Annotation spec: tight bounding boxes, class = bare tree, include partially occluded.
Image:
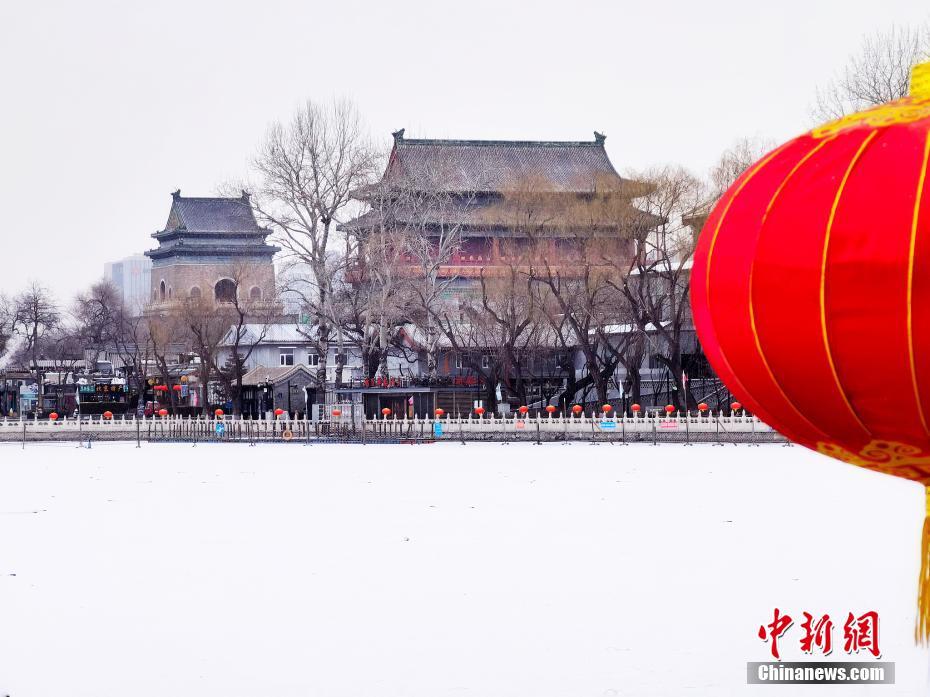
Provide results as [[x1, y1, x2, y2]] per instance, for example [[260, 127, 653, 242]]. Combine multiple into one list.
[[708, 136, 775, 198], [180, 296, 236, 416], [250, 99, 380, 399], [812, 23, 930, 121], [0, 294, 12, 361], [215, 263, 282, 415], [612, 165, 707, 410], [73, 280, 122, 368], [146, 313, 182, 411], [10, 283, 60, 394]]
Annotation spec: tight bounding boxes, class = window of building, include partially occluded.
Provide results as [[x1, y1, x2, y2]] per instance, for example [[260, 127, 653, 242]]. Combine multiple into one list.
[[190, 286, 202, 300], [481, 354, 490, 369], [308, 353, 320, 367], [159, 280, 166, 301], [280, 348, 295, 366], [250, 286, 262, 301], [168, 287, 173, 299], [455, 353, 465, 369], [215, 278, 237, 303]]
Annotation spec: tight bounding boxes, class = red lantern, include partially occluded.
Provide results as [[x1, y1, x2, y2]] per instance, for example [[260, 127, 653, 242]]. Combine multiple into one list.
[[275, 408, 285, 417], [601, 404, 612, 413], [381, 407, 391, 416], [691, 60, 930, 639], [332, 409, 342, 417], [664, 405, 676, 414], [474, 406, 485, 416], [698, 402, 709, 412], [158, 409, 168, 417], [545, 405, 557, 414], [173, 384, 182, 392], [103, 411, 113, 420], [48, 412, 58, 421], [518, 406, 529, 414], [630, 403, 641, 413], [434, 408, 445, 417], [571, 404, 583, 414], [730, 402, 743, 413], [214, 409, 224, 417]]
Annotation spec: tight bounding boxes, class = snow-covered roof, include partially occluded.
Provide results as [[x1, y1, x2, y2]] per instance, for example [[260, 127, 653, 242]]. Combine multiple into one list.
[[241, 364, 316, 386], [596, 322, 670, 335], [220, 323, 316, 346]]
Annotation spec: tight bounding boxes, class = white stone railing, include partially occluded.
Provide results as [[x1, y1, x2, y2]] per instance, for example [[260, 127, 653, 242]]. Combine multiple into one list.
[[0, 411, 782, 443]]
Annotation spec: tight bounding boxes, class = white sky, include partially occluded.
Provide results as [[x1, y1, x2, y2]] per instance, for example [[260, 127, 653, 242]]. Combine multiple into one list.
[[1, 0, 927, 302]]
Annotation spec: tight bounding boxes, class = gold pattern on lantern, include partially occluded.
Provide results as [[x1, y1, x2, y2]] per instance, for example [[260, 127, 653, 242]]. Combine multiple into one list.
[[811, 97, 930, 139], [817, 439, 930, 484]]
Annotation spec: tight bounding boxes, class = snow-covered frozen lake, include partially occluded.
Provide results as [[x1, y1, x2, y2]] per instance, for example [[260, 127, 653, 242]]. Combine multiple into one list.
[[0, 440, 927, 696]]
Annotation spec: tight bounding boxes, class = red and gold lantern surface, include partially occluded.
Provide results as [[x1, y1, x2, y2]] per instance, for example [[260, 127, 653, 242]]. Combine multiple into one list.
[[692, 62, 930, 641], [693, 62, 930, 484]]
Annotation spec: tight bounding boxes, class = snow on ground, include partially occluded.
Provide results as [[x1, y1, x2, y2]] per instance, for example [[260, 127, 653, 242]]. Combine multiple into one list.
[[0, 440, 927, 696]]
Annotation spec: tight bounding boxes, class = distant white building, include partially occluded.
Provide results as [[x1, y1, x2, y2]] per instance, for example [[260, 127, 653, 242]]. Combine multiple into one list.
[[104, 254, 152, 314]]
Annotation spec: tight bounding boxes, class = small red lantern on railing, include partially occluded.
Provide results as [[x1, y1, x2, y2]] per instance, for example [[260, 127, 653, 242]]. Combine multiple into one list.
[[731, 401, 743, 412], [103, 411, 113, 420], [631, 403, 642, 413], [474, 406, 485, 416], [158, 409, 168, 417], [518, 406, 529, 415], [331, 408, 342, 417], [155, 384, 168, 392], [545, 405, 557, 415], [698, 402, 709, 412], [664, 404, 676, 414], [49, 412, 58, 421], [275, 408, 285, 418], [381, 407, 391, 417], [601, 404, 613, 413], [173, 384, 182, 392], [571, 404, 583, 415], [214, 409, 224, 418], [434, 408, 445, 417]]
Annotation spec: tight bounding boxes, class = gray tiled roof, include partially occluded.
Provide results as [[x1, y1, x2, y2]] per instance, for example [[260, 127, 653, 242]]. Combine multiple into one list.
[[163, 191, 263, 233], [377, 131, 631, 194]]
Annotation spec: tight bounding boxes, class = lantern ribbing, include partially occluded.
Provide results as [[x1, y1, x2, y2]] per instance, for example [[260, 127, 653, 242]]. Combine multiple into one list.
[[912, 61, 930, 100]]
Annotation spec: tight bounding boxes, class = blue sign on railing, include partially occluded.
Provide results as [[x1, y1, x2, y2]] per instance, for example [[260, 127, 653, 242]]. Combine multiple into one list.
[[433, 421, 443, 437]]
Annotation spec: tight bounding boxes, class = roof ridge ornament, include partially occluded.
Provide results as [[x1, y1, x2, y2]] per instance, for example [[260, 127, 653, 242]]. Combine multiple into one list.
[[172, 189, 181, 200], [593, 131, 606, 145], [392, 128, 405, 144]]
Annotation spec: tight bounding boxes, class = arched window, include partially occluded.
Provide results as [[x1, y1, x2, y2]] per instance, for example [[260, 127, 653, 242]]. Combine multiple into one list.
[[168, 287, 173, 299], [159, 280, 166, 301], [190, 286, 202, 300], [249, 286, 262, 301], [214, 278, 237, 303]]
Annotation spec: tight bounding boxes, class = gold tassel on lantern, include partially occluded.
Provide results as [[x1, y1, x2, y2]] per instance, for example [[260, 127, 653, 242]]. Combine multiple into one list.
[[917, 486, 930, 643]]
